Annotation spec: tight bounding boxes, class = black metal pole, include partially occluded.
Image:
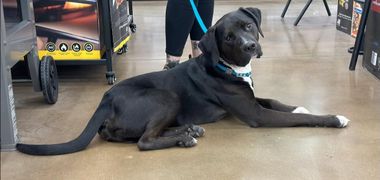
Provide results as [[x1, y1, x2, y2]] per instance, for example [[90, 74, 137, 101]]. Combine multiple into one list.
[[322, 0, 331, 16], [129, 0, 133, 19], [98, 0, 115, 84], [349, 0, 372, 70], [294, 0, 313, 26], [281, 0, 292, 18]]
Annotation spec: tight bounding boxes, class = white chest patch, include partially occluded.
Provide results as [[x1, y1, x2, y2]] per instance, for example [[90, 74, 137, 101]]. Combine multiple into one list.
[[220, 59, 254, 91]]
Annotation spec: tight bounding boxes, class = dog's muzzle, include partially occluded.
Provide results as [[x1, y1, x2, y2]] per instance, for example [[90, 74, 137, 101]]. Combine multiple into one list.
[[243, 41, 257, 53], [241, 38, 262, 58]]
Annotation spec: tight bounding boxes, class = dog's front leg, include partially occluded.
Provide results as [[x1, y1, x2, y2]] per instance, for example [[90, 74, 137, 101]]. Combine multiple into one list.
[[220, 96, 349, 128], [256, 98, 297, 112], [251, 106, 349, 128]]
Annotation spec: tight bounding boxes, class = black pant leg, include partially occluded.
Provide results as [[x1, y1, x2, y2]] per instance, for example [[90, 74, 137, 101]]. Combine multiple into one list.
[[165, 0, 197, 56], [190, 0, 214, 40]]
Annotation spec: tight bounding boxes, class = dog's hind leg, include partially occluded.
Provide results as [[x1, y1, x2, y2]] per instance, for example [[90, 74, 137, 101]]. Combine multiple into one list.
[[98, 121, 137, 142], [136, 90, 198, 150], [161, 124, 205, 138], [138, 131, 198, 150]]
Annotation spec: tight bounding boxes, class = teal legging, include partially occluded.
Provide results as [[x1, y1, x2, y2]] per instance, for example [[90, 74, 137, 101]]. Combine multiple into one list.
[[165, 0, 214, 57]]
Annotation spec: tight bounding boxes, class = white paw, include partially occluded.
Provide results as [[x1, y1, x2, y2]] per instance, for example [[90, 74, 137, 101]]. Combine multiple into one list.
[[292, 107, 311, 114], [336, 115, 350, 128], [178, 136, 198, 147], [186, 137, 198, 147]]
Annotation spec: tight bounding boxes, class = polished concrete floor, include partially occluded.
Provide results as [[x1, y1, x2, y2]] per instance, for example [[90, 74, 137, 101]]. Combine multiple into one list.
[[2, 1, 380, 180]]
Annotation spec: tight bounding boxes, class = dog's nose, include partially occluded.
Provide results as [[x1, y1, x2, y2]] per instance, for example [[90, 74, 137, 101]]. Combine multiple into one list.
[[243, 42, 256, 52]]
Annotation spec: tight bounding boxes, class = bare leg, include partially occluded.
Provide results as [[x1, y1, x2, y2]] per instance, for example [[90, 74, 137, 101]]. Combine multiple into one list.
[[166, 54, 181, 62], [164, 54, 180, 70], [191, 40, 202, 58]]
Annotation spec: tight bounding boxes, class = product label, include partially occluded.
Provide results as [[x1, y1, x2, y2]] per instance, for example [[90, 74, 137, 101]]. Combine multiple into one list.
[[336, 0, 353, 35], [351, 1, 363, 37], [33, 1, 102, 60]]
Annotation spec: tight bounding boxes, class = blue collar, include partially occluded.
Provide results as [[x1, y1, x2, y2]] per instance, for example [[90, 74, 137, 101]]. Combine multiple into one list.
[[215, 62, 252, 78]]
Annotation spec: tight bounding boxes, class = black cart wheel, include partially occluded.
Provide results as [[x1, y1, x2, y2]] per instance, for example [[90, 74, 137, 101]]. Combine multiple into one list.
[[106, 72, 116, 85], [107, 76, 116, 85], [117, 44, 128, 55], [40, 56, 59, 104], [130, 23, 137, 33]]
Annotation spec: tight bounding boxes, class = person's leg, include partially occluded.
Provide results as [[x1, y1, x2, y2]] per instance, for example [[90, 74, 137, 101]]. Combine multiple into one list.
[[165, 0, 197, 69], [189, 0, 214, 58]]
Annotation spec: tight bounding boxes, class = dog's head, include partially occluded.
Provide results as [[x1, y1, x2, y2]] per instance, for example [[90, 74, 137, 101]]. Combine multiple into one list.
[[199, 7, 264, 67]]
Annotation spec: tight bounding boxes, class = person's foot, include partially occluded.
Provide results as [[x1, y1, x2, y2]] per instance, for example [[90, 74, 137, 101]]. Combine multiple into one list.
[[163, 61, 180, 70], [191, 40, 202, 58]]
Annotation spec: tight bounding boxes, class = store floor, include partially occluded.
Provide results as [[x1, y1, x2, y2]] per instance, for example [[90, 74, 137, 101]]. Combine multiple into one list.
[[2, 1, 380, 180]]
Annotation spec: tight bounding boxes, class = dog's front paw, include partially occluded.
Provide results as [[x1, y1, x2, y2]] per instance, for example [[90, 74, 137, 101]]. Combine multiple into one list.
[[336, 115, 350, 128], [178, 135, 198, 147], [292, 107, 311, 114], [188, 125, 205, 138]]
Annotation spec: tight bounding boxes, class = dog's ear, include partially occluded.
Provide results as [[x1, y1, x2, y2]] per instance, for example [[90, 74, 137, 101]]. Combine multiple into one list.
[[239, 7, 264, 38], [198, 26, 220, 66]]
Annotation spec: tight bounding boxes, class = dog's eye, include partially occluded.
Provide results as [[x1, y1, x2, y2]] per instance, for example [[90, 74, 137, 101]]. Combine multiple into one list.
[[246, 23, 253, 30], [225, 34, 233, 41]]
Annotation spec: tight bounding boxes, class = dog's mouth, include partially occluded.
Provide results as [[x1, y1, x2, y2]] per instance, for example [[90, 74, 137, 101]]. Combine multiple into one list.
[[252, 45, 263, 58], [220, 50, 256, 67], [245, 48, 261, 59], [237, 49, 262, 66]]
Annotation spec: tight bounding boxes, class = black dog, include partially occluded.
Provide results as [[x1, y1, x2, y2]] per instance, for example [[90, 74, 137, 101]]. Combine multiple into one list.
[[17, 7, 349, 155]]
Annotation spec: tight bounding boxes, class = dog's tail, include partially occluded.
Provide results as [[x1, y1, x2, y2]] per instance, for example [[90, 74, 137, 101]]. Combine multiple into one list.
[[16, 95, 112, 156]]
